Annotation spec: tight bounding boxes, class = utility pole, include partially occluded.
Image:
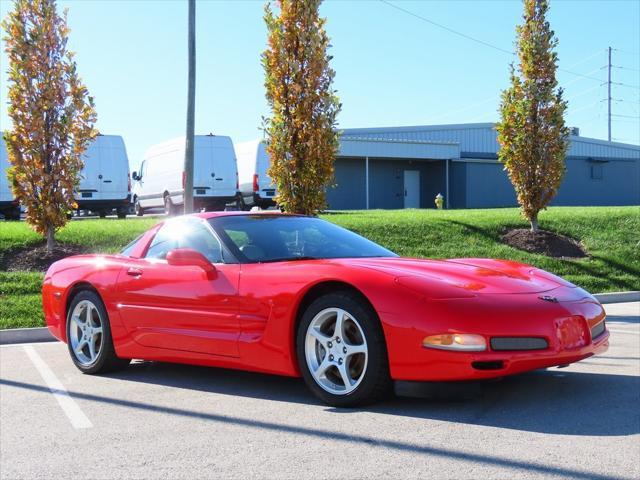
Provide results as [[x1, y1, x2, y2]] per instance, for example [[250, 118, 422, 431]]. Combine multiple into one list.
[[183, 0, 196, 214], [607, 46, 612, 142]]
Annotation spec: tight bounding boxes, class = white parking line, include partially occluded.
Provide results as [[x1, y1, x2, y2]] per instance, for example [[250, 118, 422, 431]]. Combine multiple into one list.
[[23, 346, 93, 429], [608, 329, 640, 335], [0, 341, 60, 349]]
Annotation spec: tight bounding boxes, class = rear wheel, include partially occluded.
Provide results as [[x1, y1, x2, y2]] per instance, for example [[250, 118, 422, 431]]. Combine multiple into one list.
[[296, 291, 391, 407], [164, 194, 178, 216], [6, 206, 21, 220], [134, 198, 144, 216], [116, 207, 128, 219], [98, 210, 107, 218], [66, 290, 130, 374]]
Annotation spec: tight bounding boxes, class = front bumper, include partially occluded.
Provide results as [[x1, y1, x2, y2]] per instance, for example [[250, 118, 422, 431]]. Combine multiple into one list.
[[384, 291, 610, 382], [420, 330, 609, 381]]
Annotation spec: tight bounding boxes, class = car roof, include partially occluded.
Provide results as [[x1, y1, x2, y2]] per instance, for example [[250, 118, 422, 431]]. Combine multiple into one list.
[[192, 210, 297, 220]]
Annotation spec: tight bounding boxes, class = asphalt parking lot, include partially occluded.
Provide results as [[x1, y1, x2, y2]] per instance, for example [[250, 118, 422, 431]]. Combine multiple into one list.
[[1, 302, 638, 480]]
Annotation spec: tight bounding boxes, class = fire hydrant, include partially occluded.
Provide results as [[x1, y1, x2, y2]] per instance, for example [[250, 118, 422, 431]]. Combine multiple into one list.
[[435, 193, 444, 210]]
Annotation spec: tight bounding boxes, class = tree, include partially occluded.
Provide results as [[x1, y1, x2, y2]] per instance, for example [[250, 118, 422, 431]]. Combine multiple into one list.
[[262, 0, 341, 215], [496, 0, 569, 232], [2, 0, 97, 252]]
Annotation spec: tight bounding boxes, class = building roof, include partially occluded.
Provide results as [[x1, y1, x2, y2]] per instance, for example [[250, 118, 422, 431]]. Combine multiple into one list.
[[340, 122, 640, 160]]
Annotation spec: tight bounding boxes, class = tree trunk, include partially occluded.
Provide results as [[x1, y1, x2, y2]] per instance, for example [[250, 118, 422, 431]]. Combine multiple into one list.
[[46, 225, 55, 253], [530, 216, 539, 232]]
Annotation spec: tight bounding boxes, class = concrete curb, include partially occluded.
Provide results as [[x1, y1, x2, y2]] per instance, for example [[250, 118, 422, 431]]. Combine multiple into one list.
[[0, 327, 56, 345], [593, 291, 640, 304], [0, 291, 638, 345]]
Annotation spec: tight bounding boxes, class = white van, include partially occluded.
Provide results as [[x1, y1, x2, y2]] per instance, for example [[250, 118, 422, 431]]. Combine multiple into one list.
[[0, 133, 21, 220], [75, 134, 131, 218], [132, 135, 238, 215], [235, 140, 277, 209]]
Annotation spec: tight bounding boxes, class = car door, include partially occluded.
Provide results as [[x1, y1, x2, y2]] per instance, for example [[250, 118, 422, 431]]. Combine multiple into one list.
[[115, 217, 240, 357]]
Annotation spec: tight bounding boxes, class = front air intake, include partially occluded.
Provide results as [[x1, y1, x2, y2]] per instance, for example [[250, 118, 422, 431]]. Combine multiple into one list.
[[490, 337, 548, 351]]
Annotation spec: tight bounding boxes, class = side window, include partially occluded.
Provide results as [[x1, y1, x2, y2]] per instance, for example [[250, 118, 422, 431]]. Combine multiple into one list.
[[120, 233, 144, 257], [179, 221, 223, 263], [145, 225, 179, 259], [145, 219, 223, 263]]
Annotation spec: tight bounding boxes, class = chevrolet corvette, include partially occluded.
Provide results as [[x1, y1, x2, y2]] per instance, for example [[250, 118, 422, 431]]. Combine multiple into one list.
[[43, 212, 609, 406]]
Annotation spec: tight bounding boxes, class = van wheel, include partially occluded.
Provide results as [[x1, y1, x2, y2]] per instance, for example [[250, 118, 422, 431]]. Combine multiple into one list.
[[98, 210, 107, 218], [164, 194, 178, 216], [116, 207, 128, 219], [134, 199, 144, 216], [6, 206, 21, 220]]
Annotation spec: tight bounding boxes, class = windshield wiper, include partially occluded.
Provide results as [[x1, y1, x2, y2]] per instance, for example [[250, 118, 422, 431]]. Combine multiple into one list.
[[260, 256, 319, 263]]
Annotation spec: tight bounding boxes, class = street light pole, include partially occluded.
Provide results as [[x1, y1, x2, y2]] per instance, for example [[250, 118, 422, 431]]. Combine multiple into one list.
[[183, 0, 196, 214]]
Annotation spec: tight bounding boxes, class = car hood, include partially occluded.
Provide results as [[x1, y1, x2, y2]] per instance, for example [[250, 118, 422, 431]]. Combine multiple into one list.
[[344, 257, 575, 296]]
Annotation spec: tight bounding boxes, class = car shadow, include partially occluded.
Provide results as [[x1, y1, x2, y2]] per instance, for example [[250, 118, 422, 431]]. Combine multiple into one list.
[[104, 361, 639, 437]]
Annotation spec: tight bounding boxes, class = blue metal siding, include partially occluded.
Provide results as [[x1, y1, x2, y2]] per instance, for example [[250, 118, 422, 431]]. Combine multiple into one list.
[[369, 160, 404, 209], [553, 158, 640, 206], [450, 162, 467, 209], [336, 123, 639, 209], [327, 157, 366, 210], [465, 162, 517, 208]]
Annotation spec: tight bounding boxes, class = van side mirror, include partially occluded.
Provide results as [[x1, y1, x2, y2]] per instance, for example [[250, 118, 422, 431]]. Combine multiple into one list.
[[166, 248, 216, 277], [132, 171, 140, 181]]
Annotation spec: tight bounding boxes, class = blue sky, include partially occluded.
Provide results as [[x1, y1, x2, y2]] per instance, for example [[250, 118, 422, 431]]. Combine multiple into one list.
[[1, 0, 639, 169]]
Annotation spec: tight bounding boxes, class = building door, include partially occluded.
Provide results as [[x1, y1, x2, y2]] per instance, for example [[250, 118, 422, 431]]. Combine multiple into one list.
[[404, 170, 420, 208]]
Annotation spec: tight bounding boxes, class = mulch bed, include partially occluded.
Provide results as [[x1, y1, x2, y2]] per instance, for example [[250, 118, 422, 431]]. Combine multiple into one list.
[[0, 242, 89, 272], [501, 228, 587, 259]]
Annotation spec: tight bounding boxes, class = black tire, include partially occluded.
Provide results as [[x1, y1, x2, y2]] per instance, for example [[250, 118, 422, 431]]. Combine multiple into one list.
[[116, 207, 128, 219], [98, 210, 107, 218], [66, 290, 130, 374], [134, 198, 144, 216], [7, 206, 21, 220], [296, 291, 392, 407], [164, 194, 178, 216]]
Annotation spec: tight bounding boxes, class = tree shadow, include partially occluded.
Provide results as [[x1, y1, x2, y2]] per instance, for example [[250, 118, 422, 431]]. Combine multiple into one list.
[[0, 372, 632, 480], [446, 219, 639, 291]]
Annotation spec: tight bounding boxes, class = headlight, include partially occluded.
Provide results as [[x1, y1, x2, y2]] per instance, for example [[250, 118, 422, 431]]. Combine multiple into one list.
[[422, 333, 487, 351]]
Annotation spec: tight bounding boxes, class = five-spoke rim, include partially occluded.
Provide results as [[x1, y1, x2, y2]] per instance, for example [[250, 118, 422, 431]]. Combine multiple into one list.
[[69, 300, 103, 366], [305, 307, 368, 396]]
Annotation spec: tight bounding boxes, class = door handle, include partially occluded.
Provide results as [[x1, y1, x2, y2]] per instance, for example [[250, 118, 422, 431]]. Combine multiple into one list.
[[126, 268, 143, 277]]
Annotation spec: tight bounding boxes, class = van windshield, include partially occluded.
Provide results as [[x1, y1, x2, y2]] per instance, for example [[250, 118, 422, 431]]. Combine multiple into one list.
[[209, 215, 396, 263]]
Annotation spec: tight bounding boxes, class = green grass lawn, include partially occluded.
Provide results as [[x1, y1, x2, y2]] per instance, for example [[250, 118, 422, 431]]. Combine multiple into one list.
[[1, 206, 638, 329]]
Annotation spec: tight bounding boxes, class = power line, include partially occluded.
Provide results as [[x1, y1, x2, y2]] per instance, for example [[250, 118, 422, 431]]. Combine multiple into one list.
[[612, 82, 640, 90], [379, 0, 513, 55], [565, 49, 606, 69], [379, 0, 605, 83], [613, 65, 640, 73]]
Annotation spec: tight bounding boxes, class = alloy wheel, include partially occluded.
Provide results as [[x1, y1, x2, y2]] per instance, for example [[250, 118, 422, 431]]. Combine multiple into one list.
[[69, 300, 103, 366], [304, 307, 368, 395]]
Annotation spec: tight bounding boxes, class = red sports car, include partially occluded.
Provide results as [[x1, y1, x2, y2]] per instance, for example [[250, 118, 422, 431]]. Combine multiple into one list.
[[43, 212, 609, 406]]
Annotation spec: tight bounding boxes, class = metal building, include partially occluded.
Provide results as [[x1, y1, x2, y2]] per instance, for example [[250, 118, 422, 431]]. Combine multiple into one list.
[[327, 123, 640, 209]]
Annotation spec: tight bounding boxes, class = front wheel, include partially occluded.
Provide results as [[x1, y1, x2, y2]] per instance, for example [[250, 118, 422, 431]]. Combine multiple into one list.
[[296, 292, 391, 407], [66, 290, 130, 374]]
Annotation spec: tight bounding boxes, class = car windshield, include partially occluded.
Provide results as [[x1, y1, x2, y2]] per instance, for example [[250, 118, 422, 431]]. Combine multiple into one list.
[[209, 215, 397, 263]]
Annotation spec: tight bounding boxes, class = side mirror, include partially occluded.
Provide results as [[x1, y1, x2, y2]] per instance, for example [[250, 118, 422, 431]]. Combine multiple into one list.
[[132, 171, 140, 181], [166, 248, 216, 276]]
